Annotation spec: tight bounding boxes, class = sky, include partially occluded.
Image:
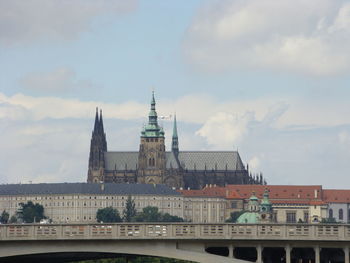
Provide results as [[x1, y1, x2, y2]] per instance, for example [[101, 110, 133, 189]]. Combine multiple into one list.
[[1, 0, 350, 188]]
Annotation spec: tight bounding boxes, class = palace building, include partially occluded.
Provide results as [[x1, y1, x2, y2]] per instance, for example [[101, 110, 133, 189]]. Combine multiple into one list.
[[87, 93, 265, 189]]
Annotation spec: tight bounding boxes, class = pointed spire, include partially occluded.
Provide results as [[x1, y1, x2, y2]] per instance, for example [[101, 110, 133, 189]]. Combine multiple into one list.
[[141, 91, 164, 138], [171, 114, 179, 155], [99, 109, 104, 133], [148, 91, 158, 126], [94, 107, 99, 132]]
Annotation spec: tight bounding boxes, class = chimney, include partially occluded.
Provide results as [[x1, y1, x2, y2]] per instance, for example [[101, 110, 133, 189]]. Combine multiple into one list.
[[314, 189, 318, 198], [100, 183, 105, 191], [188, 187, 190, 190]]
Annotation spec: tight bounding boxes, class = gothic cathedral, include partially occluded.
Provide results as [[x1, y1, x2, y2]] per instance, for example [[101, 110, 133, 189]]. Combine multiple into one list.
[[87, 93, 265, 189]]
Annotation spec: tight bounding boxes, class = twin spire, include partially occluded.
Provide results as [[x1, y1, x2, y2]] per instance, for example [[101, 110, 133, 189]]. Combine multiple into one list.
[[93, 107, 106, 139], [93, 92, 178, 152]]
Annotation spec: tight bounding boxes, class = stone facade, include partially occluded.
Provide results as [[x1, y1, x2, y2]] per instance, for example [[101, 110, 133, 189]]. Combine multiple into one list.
[[87, 93, 264, 189], [0, 183, 226, 224]]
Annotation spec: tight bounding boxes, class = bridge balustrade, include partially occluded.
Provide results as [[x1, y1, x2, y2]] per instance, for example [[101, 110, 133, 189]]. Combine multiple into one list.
[[1, 223, 350, 241]]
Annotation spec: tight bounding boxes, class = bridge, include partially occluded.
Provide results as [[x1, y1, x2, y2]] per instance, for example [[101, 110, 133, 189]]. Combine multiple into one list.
[[0, 223, 350, 263]]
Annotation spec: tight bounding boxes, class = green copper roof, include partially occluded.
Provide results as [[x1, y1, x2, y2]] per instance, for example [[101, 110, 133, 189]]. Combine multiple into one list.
[[237, 212, 260, 224], [172, 114, 178, 138], [171, 114, 179, 154], [141, 92, 164, 138]]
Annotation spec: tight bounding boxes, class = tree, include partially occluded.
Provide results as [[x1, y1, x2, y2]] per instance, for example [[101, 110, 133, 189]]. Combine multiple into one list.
[[226, 211, 245, 223], [0, 210, 9, 224], [9, 215, 17, 223], [123, 195, 137, 222], [96, 207, 122, 223], [133, 206, 184, 222], [17, 201, 45, 223], [161, 213, 184, 222]]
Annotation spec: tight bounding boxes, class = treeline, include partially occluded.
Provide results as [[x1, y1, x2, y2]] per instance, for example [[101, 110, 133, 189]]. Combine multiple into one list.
[[1, 201, 46, 224], [96, 196, 184, 223]]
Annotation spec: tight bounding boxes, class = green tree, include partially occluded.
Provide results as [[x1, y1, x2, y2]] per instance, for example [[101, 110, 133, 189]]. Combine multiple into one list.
[[133, 206, 161, 222], [161, 213, 184, 222], [133, 206, 184, 223], [9, 215, 17, 223], [0, 210, 9, 224], [225, 211, 245, 223], [123, 195, 137, 222], [17, 201, 45, 223], [96, 207, 122, 223]]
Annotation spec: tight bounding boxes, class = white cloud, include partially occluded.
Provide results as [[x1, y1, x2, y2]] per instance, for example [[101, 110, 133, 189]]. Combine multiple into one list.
[[20, 68, 84, 92], [338, 131, 350, 145], [184, 0, 350, 75], [0, 92, 350, 187], [248, 156, 261, 171], [0, 0, 137, 45], [196, 111, 255, 148]]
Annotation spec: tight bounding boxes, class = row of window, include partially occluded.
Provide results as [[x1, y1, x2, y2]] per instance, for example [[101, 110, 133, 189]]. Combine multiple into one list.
[[328, 208, 348, 220]]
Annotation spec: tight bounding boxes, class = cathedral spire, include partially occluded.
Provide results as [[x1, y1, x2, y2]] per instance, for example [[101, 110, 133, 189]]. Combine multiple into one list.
[[172, 114, 179, 155], [94, 107, 99, 132], [99, 109, 104, 133], [141, 91, 164, 138], [148, 90, 158, 126]]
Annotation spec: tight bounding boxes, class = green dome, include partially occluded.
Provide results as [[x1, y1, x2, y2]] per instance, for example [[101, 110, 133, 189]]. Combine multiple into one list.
[[237, 212, 260, 224]]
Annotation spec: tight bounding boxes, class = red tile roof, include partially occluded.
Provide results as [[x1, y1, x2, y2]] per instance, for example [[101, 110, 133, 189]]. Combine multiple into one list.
[[323, 189, 350, 203]]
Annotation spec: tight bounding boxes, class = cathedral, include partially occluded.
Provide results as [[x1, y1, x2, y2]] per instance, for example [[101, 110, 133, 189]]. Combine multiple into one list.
[[87, 93, 265, 189]]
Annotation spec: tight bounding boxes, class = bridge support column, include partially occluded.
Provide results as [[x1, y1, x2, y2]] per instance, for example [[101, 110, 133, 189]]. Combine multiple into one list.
[[314, 245, 320, 263], [285, 245, 291, 263], [344, 247, 349, 263], [256, 245, 262, 263], [229, 244, 234, 258]]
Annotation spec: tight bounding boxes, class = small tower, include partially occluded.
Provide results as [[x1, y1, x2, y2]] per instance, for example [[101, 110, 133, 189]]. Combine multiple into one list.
[[87, 108, 107, 183], [260, 188, 273, 222], [138, 92, 166, 184], [171, 114, 179, 156]]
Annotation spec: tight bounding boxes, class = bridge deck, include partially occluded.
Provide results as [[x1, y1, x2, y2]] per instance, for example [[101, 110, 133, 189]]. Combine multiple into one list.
[[0, 223, 349, 241]]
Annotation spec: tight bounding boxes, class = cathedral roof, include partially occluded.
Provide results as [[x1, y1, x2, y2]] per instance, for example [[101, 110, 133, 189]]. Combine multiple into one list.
[[104, 151, 139, 170], [104, 151, 245, 171], [178, 151, 244, 171], [0, 183, 180, 196]]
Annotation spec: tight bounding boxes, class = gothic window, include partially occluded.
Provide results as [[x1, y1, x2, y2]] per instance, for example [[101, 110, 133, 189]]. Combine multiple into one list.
[[149, 158, 152, 166], [339, 209, 344, 220], [329, 208, 333, 218]]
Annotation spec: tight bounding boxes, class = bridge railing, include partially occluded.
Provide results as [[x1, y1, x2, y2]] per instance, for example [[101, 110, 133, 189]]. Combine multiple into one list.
[[0, 223, 349, 241]]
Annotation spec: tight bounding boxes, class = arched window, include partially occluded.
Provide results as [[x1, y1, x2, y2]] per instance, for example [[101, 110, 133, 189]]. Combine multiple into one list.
[[329, 209, 333, 218], [339, 209, 344, 220]]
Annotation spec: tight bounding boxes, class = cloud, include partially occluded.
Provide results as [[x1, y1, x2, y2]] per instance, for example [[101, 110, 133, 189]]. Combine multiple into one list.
[[0, 92, 350, 187], [20, 68, 85, 92], [0, 0, 137, 45], [184, 0, 350, 75], [196, 111, 255, 148]]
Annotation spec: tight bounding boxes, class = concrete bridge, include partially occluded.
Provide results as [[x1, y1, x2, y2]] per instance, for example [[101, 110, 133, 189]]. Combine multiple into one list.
[[1, 223, 350, 263]]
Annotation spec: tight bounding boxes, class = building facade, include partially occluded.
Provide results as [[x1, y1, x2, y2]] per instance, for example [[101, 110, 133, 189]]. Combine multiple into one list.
[[0, 183, 184, 223], [87, 92, 265, 189]]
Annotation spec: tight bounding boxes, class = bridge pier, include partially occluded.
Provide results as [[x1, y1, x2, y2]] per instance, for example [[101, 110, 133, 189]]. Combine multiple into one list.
[[314, 245, 320, 263], [256, 245, 262, 263], [285, 245, 291, 263], [229, 244, 234, 258], [344, 247, 349, 263]]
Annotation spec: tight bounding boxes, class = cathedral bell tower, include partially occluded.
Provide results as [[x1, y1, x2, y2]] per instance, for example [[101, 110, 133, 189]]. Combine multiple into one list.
[[138, 92, 166, 184], [87, 108, 107, 183]]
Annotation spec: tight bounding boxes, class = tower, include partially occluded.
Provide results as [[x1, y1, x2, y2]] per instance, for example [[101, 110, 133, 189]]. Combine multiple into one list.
[[87, 108, 107, 183], [171, 114, 179, 156], [260, 188, 273, 222], [138, 92, 166, 184]]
